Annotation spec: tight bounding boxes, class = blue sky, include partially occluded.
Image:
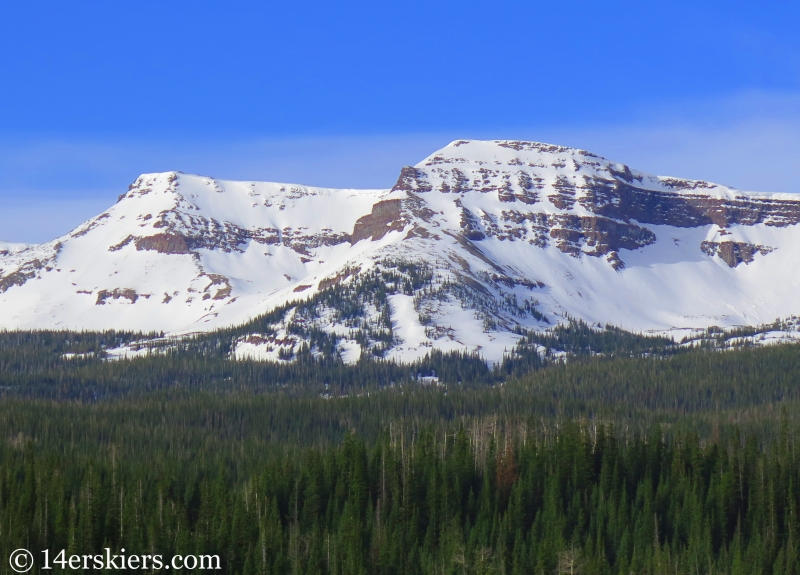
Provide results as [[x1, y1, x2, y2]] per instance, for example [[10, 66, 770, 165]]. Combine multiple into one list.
[[1, 0, 800, 242]]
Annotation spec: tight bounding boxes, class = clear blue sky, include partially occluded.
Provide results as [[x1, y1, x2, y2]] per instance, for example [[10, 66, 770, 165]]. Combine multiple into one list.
[[1, 0, 800, 241]]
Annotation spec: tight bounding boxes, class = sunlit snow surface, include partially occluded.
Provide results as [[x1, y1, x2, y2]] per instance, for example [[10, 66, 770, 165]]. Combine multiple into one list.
[[0, 241, 32, 254], [3, 139, 800, 363]]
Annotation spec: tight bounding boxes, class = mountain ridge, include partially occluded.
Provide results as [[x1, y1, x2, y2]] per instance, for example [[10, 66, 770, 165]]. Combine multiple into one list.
[[3, 139, 800, 362]]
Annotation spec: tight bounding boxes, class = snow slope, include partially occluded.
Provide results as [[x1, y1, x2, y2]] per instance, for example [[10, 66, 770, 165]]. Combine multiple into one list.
[[0, 241, 32, 255], [2, 140, 800, 362]]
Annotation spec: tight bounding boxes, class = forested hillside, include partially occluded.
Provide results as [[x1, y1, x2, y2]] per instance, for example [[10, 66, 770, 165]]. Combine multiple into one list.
[[0, 319, 680, 399], [3, 325, 800, 573], [5, 420, 800, 574]]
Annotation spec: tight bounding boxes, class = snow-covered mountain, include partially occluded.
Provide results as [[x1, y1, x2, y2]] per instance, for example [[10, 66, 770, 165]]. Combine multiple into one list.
[[0, 241, 32, 256], [3, 139, 800, 362]]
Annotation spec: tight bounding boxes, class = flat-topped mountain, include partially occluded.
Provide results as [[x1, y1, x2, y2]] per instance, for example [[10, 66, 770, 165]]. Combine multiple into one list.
[[3, 139, 800, 362]]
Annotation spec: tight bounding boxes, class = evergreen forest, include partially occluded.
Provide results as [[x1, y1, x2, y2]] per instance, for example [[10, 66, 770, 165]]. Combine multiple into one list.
[[2, 325, 800, 573]]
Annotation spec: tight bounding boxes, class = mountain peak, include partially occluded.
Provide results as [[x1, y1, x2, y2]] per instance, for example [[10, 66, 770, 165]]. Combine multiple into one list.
[[4, 139, 800, 363], [417, 139, 602, 168]]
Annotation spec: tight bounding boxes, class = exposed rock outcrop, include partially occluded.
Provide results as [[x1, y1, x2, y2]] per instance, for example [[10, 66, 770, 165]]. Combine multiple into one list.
[[457, 201, 486, 241], [5, 139, 800, 357], [135, 233, 193, 254], [351, 199, 404, 243], [580, 177, 800, 228], [700, 241, 775, 268], [0, 263, 44, 293], [96, 288, 149, 305], [549, 215, 656, 259]]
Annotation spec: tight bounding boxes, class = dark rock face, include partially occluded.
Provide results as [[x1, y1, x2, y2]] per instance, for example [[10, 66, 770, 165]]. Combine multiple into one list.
[[393, 167, 432, 194], [579, 177, 800, 228], [437, 168, 470, 194], [700, 241, 775, 268], [494, 140, 597, 156], [497, 211, 550, 246], [0, 264, 43, 293], [487, 273, 545, 289], [549, 176, 578, 210], [96, 288, 148, 305], [0, 246, 60, 293], [390, 157, 800, 270], [135, 233, 192, 254], [403, 193, 438, 223], [318, 266, 360, 291], [203, 274, 232, 300], [549, 215, 656, 258], [457, 201, 486, 241], [351, 199, 404, 243], [460, 208, 655, 266], [396, 165, 544, 206], [113, 217, 350, 258], [514, 172, 542, 204]]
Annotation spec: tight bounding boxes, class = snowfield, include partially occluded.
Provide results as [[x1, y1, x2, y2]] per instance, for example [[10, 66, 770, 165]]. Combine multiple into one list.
[[2, 139, 800, 363]]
